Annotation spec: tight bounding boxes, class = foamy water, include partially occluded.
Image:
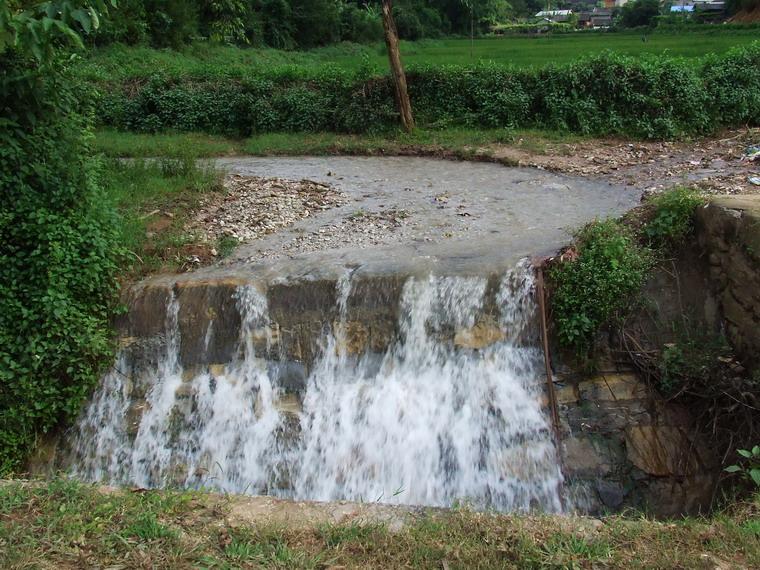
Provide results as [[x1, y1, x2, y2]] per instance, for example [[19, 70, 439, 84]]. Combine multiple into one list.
[[70, 261, 563, 512]]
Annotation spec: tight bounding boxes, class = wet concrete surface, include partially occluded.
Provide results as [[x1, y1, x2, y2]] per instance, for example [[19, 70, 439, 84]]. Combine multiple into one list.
[[210, 156, 639, 276]]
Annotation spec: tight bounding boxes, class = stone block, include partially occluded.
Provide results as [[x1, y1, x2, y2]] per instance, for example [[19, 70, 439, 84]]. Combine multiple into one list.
[[275, 393, 302, 416], [208, 363, 226, 377], [562, 436, 611, 476], [554, 383, 579, 404], [596, 480, 625, 509], [578, 373, 647, 401], [642, 474, 716, 517], [334, 320, 370, 355]]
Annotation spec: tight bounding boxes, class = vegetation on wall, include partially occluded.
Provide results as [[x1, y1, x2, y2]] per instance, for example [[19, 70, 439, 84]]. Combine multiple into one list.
[[548, 220, 653, 356], [643, 187, 705, 248], [549, 187, 760, 478], [0, 2, 120, 474], [548, 186, 709, 357]]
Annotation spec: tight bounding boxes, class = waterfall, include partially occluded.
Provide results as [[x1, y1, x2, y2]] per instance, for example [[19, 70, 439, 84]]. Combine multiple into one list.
[[69, 261, 563, 512]]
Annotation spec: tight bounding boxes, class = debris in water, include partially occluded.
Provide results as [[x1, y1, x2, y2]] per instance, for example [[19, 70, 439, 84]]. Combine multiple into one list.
[[742, 145, 760, 162]]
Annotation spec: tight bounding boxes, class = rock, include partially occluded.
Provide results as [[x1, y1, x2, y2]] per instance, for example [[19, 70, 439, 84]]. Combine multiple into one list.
[[624, 426, 698, 477], [453, 318, 504, 349], [596, 480, 625, 509], [562, 437, 611, 476]]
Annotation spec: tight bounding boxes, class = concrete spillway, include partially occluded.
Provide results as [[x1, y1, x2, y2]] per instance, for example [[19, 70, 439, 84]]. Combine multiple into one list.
[[60, 157, 645, 512]]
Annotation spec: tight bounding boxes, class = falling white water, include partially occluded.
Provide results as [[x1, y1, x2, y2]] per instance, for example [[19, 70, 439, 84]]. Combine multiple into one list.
[[69, 261, 563, 512]]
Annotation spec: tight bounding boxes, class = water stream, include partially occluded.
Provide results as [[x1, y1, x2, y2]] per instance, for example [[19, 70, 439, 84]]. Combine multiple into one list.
[[70, 260, 563, 512]]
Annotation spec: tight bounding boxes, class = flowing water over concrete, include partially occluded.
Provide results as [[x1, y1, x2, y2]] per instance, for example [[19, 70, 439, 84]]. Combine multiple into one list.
[[64, 158, 645, 512], [214, 156, 639, 264], [69, 261, 563, 512]]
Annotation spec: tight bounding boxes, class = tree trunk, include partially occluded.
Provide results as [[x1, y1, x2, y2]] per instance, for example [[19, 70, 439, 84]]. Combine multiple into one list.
[[381, 0, 414, 133]]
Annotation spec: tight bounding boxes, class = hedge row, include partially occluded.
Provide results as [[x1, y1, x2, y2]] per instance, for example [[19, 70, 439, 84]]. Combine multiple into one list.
[[98, 42, 760, 139]]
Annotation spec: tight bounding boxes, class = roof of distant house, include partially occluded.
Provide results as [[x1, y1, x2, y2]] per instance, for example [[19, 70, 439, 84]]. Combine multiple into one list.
[[535, 10, 573, 17]]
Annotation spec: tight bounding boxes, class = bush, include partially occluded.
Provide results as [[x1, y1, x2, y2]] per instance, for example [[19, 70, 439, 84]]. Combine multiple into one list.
[[618, 0, 661, 29], [644, 187, 705, 249], [86, 42, 760, 139], [549, 220, 653, 355], [0, 50, 120, 473], [702, 43, 760, 127]]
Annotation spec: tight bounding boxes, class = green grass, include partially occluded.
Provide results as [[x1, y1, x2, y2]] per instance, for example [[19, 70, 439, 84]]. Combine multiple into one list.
[[1, 479, 758, 569], [94, 127, 586, 160], [78, 31, 760, 81], [101, 156, 224, 276], [93, 130, 241, 158]]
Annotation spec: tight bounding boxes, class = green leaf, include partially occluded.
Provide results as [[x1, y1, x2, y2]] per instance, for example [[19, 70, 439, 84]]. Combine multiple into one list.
[[738, 449, 752, 458], [724, 465, 742, 473], [750, 469, 760, 487], [88, 7, 100, 31], [71, 9, 91, 34]]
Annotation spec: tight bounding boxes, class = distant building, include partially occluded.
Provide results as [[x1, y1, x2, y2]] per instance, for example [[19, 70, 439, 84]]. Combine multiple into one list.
[[534, 9, 573, 23], [670, 1, 726, 19], [590, 8, 613, 27]]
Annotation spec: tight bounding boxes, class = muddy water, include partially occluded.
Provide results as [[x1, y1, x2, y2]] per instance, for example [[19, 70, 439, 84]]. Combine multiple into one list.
[[214, 156, 639, 267]]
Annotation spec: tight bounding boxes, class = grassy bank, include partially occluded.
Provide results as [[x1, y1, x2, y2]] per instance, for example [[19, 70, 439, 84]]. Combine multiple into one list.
[[78, 32, 760, 81], [1, 479, 758, 569], [101, 157, 224, 277], [93, 128, 583, 159]]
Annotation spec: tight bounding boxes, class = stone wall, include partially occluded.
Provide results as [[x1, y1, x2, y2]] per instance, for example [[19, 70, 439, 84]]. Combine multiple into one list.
[[697, 195, 760, 373], [549, 195, 760, 517], [553, 368, 718, 517]]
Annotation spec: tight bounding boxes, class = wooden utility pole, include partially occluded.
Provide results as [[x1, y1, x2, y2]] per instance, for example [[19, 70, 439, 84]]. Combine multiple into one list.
[[381, 0, 414, 132]]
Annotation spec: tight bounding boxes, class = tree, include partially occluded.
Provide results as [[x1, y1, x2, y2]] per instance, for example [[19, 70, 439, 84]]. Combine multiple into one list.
[[1, 1, 115, 58], [381, 0, 414, 132], [618, 0, 660, 28]]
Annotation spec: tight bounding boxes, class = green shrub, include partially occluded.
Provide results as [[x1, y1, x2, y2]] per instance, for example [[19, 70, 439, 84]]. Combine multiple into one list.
[[702, 43, 760, 127], [725, 446, 760, 488], [645, 187, 705, 248], [0, 48, 120, 472], [87, 42, 760, 138], [659, 334, 732, 392], [549, 220, 653, 355]]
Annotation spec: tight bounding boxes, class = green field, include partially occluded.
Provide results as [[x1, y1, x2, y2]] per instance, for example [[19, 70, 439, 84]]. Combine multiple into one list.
[[78, 30, 760, 81]]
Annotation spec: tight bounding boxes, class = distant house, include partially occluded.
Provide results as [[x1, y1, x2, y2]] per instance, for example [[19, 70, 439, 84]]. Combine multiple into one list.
[[534, 10, 573, 23], [670, 1, 725, 19], [590, 8, 613, 27]]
